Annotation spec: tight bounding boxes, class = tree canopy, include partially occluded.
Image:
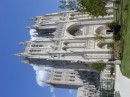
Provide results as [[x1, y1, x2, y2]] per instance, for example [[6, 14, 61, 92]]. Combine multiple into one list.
[[59, 0, 77, 10], [89, 60, 106, 72], [59, 0, 108, 17]]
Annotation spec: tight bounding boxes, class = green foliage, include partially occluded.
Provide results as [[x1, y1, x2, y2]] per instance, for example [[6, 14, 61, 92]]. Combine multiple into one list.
[[106, 21, 118, 30], [77, 0, 107, 17], [93, 34, 104, 41], [89, 60, 106, 72], [59, 0, 107, 17], [110, 66, 115, 76], [59, 0, 76, 10], [115, 0, 130, 78], [114, 0, 121, 4], [106, 21, 121, 33], [113, 40, 123, 60], [113, 32, 121, 41], [106, 21, 121, 41], [107, 42, 114, 48]]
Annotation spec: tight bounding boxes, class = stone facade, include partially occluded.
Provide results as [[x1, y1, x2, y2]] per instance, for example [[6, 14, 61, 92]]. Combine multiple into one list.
[[16, 2, 114, 97]]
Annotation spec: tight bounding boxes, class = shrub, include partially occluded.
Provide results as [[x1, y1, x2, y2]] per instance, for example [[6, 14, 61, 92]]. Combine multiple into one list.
[[114, 1, 121, 4], [113, 40, 123, 59], [110, 66, 115, 76], [106, 21, 118, 30], [89, 60, 106, 72], [106, 21, 121, 41], [106, 21, 121, 31], [107, 42, 114, 49], [113, 32, 121, 41]]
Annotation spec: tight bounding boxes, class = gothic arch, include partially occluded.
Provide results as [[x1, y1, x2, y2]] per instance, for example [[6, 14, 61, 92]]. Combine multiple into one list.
[[67, 23, 83, 36], [95, 26, 106, 34]]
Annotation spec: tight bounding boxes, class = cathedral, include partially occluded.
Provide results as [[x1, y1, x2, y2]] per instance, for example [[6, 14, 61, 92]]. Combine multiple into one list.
[[16, 2, 115, 97]]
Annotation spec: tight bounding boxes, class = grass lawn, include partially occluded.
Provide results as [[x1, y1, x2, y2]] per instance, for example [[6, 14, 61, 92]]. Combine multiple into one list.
[[121, 0, 130, 78], [115, 0, 130, 78]]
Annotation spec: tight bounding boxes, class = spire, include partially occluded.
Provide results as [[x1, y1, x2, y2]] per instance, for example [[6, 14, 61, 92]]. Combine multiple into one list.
[[15, 53, 28, 57], [45, 69, 51, 72], [33, 16, 42, 19], [19, 41, 29, 45], [29, 16, 42, 20], [15, 53, 22, 57], [21, 60, 29, 64], [28, 17, 36, 20], [25, 26, 38, 29], [41, 80, 49, 84], [25, 26, 32, 29]]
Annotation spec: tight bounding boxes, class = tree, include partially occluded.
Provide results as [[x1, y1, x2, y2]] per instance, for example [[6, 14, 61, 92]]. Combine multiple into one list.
[[106, 21, 121, 41], [59, 0, 76, 10], [89, 60, 106, 72], [77, 0, 107, 17], [59, 0, 108, 17]]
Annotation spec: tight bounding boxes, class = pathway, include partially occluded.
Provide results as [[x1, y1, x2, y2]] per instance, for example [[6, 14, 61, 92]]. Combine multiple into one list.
[[115, 64, 130, 97]]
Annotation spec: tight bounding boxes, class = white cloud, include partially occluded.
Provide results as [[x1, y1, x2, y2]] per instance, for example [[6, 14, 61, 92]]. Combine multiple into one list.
[[50, 87, 54, 93], [69, 89, 72, 94], [36, 79, 44, 87], [52, 93, 56, 97], [32, 65, 49, 87]]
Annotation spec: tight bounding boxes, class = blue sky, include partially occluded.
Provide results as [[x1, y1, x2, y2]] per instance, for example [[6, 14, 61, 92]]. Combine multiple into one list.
[[0, 0, 77, 97]]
